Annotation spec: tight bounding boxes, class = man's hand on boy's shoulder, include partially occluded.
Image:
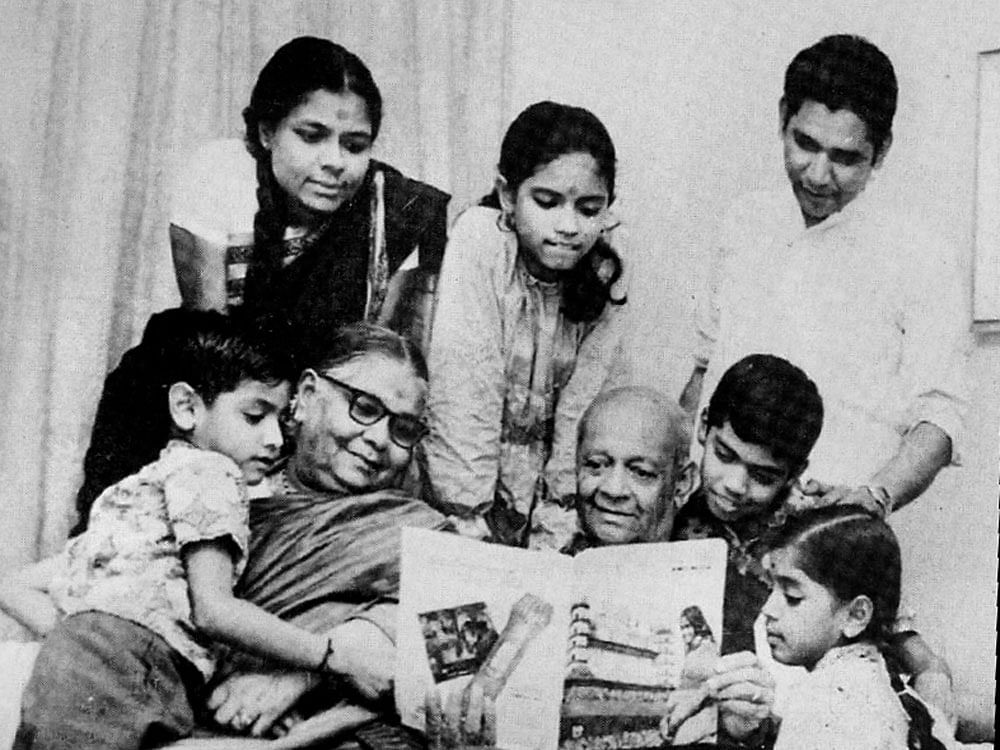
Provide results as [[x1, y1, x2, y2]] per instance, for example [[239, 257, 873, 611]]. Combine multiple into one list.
[[788, 479, 888, 518]]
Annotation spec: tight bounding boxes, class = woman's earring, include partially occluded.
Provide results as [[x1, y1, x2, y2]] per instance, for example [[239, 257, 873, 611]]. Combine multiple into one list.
[[286, 396, 300, 422], [496, 209, 515, 233]]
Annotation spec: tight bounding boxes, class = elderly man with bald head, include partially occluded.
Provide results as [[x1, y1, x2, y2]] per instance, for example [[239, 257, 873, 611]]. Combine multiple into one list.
[[565, 386, 690, 552], [429, 386, 775, 749], [569, 386, 774, 746]]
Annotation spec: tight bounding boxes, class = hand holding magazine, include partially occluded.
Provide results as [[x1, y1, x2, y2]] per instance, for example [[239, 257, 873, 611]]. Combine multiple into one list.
[[396, 528, 727, 749]]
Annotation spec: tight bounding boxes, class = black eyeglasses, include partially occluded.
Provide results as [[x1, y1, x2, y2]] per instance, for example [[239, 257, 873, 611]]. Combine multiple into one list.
[[314, 371, 428, 449]]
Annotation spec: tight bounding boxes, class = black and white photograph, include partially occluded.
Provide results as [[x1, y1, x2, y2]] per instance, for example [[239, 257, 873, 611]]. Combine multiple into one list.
[[0, 2, 996, 749], [419, 602, 499, 682]]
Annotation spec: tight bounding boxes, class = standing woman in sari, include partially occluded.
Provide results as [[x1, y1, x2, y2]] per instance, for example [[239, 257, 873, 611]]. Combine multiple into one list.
[[171, 35, 448, 355], [74, 37, 449, 531]]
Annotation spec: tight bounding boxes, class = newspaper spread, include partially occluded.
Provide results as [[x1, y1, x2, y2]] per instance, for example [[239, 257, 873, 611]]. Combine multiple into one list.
[[396, 528, 728, 749]]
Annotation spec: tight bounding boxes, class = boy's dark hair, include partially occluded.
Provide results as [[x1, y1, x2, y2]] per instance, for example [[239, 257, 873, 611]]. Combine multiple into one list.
[[167, 309, 294, 406], [706, 354, 823, 470], [782, 34, 898, 161], [764, 504, 901, 645]]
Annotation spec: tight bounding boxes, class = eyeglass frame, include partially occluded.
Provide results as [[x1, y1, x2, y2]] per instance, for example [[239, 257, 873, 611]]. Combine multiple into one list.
[[312, 370, 429, 449]]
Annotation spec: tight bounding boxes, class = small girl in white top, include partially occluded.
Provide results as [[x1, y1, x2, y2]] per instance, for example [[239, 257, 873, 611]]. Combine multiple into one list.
[[761, 505, 955, 750]]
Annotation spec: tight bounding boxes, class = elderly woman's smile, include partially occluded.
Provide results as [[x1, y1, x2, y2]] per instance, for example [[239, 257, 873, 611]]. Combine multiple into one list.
[[290, 353, 427, 494]]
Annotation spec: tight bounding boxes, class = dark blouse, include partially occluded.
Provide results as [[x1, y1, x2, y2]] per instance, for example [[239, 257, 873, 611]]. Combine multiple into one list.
[[671, 490, 783, 656], [242, 160, 449, 359], [72, 163, 449, 535]]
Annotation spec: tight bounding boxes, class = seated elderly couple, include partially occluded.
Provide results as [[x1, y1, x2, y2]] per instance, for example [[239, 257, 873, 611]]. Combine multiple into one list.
[[0, 316, 944, 750]]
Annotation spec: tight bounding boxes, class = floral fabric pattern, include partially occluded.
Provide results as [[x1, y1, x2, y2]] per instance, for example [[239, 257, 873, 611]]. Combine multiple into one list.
[[425, 206, 624, 551], [49, 441, 250, 679]]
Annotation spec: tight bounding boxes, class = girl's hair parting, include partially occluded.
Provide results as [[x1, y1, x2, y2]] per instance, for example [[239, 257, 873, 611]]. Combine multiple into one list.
[[241, 37, 382, 312], [482, 100, 626, 322], [765, 505, 901, 645], [243, 36, 382, 159]]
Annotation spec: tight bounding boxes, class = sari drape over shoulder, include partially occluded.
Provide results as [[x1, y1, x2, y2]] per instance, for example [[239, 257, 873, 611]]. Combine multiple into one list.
[[235, 484, 450, 642]]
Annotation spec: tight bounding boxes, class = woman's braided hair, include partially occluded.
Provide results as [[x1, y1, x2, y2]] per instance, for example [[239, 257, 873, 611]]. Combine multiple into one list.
[[241, 37, 381, 310]]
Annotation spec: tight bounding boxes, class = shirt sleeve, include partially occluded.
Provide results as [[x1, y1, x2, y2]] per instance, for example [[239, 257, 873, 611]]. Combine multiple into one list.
[[170, 139, 257, 245], [693, 197, 745, 368], [163, 449, 250, 573], [424, 209, 507, 521], [897, 228, 971, 463]]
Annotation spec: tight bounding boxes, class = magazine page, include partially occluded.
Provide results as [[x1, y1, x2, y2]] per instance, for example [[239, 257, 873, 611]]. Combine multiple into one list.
[[561, 538, 728, 748], [396, 528, 575, 750]]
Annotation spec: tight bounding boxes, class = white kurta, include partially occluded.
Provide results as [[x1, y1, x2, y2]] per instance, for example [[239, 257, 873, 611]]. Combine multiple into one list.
[[696, 187, 969, 485]]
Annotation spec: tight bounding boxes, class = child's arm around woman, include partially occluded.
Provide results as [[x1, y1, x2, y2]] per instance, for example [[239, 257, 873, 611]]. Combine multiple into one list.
[[0, 556, 62, 638]]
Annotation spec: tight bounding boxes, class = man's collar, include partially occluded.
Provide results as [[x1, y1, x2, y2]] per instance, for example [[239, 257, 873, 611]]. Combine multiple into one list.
[[674, 466, 789, 543], [784, 179, 879, 236]]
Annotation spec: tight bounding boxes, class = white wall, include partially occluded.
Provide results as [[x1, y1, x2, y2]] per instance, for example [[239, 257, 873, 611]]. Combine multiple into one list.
[[509, 0, 998, 698]]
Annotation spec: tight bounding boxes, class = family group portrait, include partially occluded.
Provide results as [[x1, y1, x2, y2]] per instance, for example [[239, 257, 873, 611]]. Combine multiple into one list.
[[0, 1, 996, 749]]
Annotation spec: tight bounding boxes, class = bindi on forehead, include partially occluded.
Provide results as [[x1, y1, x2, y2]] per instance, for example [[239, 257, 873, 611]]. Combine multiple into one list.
[[290, 90, 372, 129], [529, 153, 608, 196]]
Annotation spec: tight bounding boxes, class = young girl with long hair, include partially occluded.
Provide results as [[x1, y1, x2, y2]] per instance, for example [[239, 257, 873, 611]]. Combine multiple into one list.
[[424, 101, 627, 551]]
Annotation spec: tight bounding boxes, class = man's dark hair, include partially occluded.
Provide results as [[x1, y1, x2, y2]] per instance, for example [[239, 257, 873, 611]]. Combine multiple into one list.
[[782, 34, 898, 159], [706, 354, 823, 470]]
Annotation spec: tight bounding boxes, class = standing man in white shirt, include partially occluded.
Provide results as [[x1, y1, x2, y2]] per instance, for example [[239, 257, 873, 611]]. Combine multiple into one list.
[[681, 34, 968, 516]]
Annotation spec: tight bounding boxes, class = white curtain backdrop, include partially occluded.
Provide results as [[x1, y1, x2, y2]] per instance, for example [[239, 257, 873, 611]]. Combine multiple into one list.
[[0, 0, 513, 588]]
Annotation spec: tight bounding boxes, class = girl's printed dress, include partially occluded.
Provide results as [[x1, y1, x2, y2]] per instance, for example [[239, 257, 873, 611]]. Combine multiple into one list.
[[425, 206, 624, 551]]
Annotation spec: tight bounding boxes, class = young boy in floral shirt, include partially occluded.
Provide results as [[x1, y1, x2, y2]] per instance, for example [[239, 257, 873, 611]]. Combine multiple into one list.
[[5, 312, 357, 749]]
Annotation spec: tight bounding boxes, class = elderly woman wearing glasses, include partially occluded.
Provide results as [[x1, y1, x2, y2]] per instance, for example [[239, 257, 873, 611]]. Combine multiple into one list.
[[204, 322, 449, 740]]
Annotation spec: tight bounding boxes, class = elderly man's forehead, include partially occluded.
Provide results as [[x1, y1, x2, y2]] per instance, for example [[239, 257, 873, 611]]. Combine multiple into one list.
[[580, 389, 686, 456]]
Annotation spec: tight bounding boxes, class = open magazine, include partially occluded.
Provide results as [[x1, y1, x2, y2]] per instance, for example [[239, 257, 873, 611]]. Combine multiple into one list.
[[396, 528, 727, 749]]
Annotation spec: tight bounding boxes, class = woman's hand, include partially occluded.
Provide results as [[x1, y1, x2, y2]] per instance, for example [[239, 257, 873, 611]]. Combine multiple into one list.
[[703, 651, 776, 740], [207, 669, 318, 737], [425, 682, 497, 749]]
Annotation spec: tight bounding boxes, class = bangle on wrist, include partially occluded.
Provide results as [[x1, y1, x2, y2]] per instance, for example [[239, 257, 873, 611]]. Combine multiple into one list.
[[862, 485, 893, 517], [316, 636, 335, 672]]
